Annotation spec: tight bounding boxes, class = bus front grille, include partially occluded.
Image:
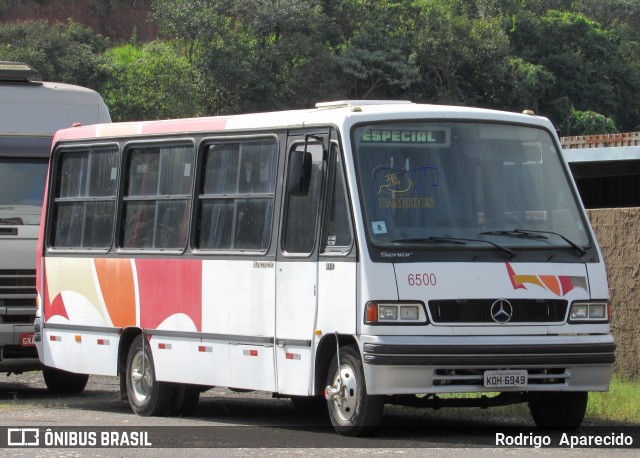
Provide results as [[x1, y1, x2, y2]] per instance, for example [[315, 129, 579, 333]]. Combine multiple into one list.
[[428, 299, 568, 324]]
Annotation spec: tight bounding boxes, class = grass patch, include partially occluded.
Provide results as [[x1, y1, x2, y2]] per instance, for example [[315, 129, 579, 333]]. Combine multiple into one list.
[[586, 377, 640, 424], [404, 378, 640, 425]]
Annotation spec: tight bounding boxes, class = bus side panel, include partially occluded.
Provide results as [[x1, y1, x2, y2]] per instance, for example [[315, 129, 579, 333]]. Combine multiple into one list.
[[229, 344, 276, 391], [202, 260, 276, 391], [149, 335, 230, 387], [317, 261, 357, 335], [275, 262, 317, 395], [202, 260, 275, 337], [41, 257, 131, 376], [136, 258, 231, 387], [586, 262, 609, 300], [356, 262, 399, 336], [41, 328, 119, 376], [305, 260, 358, 395], [275, 343, 312, 395], [44, 257, 137, 327]]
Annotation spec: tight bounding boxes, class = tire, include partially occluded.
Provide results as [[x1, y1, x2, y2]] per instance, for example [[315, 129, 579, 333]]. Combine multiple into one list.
[[43, 367, 89, 394], [171, 383, 200, 416], [125, 335, 173, 416], [290, 395, 326, 412], [325, 345, 383, 436], [529, 391, 588, 430]]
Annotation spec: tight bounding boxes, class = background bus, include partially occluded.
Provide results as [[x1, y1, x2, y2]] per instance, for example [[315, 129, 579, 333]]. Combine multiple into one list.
[[0, 61, 110, 383]]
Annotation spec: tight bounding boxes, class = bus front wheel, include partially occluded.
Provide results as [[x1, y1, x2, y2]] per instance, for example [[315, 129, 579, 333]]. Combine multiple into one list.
[[125, 335, 172, 416], [325, 345, 383, 436]]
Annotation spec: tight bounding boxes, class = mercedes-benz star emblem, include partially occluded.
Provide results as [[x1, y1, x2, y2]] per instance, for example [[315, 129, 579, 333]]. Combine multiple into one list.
[[491, 299, 513, 323]]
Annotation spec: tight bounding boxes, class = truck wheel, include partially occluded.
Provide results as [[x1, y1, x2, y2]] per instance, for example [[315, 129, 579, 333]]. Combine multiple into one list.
[[529, 391, 588, 430], [125, 335, 173, 416], [325, 345, 383, 436], [43, 367, 89, 394]]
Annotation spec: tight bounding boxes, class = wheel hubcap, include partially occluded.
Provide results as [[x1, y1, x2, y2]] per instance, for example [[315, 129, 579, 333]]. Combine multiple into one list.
[[328, 363, 358, 422], [130, 350, 152, 403]]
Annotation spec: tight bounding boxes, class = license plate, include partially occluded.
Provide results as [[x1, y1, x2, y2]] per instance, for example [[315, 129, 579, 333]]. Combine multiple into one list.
[[484, 370, 527, 388], [20, 333, 35, 347]]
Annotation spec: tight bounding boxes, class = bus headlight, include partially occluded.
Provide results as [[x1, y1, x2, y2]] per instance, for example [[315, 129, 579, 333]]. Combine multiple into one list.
[[379, 305, 397, 320], [364, 302, 427, 325], [569, 302, 608, 322]]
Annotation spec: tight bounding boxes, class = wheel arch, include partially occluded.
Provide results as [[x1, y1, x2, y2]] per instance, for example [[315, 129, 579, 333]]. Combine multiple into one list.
[[313, 333, 358, 396], [118, 327, 143, 399]]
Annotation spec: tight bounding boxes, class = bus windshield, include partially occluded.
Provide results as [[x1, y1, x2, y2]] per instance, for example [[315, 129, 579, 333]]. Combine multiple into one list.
[[353, 122, 590, 251], [0, 157, 48, 225]]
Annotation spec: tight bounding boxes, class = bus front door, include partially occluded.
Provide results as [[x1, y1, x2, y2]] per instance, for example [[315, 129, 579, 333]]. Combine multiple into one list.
[[275, 134, 327, 395]]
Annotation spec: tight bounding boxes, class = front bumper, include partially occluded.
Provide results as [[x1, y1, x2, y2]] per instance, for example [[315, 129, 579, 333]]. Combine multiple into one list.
[[0, 322, 41, 373], [360, 334, 615, 395]]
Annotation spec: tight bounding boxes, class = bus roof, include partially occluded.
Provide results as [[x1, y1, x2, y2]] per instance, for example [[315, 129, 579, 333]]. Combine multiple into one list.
[[1, 81, 111, 136], [52, 101, 553, 143]]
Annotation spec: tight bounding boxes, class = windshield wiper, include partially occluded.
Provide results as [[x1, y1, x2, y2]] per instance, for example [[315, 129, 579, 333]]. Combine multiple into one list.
[[391, 236, 514, 258], [479, 228, 587, 256]]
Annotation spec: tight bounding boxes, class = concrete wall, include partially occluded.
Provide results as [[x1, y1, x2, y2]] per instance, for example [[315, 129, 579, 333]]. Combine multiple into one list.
[[587, 208, 640, 380]]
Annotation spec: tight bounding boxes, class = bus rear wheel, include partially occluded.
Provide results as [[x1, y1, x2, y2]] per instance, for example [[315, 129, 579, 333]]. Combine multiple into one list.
[[325, 345, 383, 436], [125, 335, 172, 416], [170, 383, 200, 416], [529, 391, 588, 430]]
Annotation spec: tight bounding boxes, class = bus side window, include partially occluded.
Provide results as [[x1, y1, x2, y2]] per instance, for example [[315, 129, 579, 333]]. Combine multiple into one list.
[[323, 147, 353, 252], [282, 143, 325, 255], [196, 140, 277, 252], [121, 144, 194, 250], [51, 148, 117, 249]]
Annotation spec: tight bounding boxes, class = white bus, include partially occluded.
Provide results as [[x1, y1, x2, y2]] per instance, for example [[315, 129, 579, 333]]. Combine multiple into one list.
[[0, 61, 110, 385], [34, 100, 614, 435]]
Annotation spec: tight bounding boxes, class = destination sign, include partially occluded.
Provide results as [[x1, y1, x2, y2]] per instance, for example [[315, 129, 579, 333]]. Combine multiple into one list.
[[360, 128, 449, 145]]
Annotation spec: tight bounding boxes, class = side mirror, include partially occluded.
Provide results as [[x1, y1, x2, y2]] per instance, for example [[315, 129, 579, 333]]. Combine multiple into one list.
[[287, 149, 312, 196]]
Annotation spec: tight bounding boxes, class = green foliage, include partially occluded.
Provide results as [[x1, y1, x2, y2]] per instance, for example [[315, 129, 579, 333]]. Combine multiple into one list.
[[150, 0, 221, 63], [101, 41, 201, 121], [3, 0, 640, 133], [507, 10, 640, 131], [0, 19, 109, 88], [334, 1, 419, 99], [566, 109, 618, 136]]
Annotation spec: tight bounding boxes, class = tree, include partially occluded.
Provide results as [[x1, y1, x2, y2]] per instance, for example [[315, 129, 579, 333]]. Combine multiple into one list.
[[337, 29, 420, 99], [411, 1, 517, 107], [101, 41, 201, 121], [335, 0, 420, 99], [0, 20, 108, 89], [508, 10, 640, 131], [150, 0, 223, 63], [566, 108, 617, 136], [151, 0, 343, 114]]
